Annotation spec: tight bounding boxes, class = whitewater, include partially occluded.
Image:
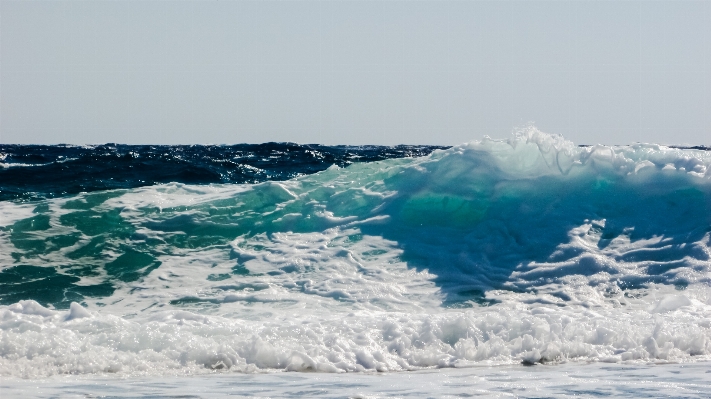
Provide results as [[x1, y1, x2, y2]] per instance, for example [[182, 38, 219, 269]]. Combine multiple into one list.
[[1, 128, 710, 397]]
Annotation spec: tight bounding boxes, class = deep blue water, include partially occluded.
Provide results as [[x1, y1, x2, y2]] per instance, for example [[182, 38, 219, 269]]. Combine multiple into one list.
[[0, 143, 447, 202]]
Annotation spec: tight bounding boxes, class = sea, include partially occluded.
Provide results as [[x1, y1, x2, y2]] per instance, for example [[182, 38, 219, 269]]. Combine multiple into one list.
[[1, 127, 710, 398]]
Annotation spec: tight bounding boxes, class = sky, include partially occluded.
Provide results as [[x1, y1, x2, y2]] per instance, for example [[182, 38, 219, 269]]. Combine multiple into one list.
[[1, 0, 710, 146]]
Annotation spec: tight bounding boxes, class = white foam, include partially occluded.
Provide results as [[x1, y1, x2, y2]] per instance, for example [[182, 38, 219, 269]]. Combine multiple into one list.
[[1, 287, 710, 379], [64, 302, 91, 321], [651, 294, 693, 313], [2, 127, 711, 378]]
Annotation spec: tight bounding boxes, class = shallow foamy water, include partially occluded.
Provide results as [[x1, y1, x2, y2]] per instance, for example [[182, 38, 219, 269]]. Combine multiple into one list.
[[3, 362, 710, 398]]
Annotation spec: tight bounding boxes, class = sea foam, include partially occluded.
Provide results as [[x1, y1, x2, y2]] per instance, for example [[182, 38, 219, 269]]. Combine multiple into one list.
[[1, 127, 710, 378]]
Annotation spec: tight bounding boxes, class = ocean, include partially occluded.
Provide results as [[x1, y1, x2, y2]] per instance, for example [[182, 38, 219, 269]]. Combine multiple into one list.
[[1, 128, 710, 398]]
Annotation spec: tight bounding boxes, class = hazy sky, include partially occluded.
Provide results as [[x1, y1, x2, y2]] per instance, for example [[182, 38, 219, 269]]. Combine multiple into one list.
[[1, 0, 710, 146]]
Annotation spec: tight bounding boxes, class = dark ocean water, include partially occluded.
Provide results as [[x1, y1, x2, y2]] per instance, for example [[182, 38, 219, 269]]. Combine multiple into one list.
[[0, 143, 447, 202]]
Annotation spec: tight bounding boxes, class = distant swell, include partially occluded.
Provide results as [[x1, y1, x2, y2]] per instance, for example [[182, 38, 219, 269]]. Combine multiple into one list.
[[0, 143, 445, 202]]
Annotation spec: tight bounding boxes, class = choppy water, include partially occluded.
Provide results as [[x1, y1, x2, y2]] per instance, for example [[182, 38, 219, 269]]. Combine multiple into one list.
[[0, 143, 441, 202], [1, 128, 710, 395]]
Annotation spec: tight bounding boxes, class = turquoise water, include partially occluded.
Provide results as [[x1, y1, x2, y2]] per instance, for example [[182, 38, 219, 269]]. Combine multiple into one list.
[[1, 129, 710, 385]]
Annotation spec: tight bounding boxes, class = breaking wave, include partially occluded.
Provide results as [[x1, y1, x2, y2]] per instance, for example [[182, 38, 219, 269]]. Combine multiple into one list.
[[1, 127, 710, 378]]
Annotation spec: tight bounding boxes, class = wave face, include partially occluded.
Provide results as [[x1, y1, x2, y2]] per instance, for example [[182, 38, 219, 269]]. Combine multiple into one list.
[[1, 128, 710, 378], [0, 143, 442, 201]]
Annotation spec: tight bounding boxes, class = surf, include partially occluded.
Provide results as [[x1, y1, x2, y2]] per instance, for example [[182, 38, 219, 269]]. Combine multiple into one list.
[[1, 127, 710, 378]]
